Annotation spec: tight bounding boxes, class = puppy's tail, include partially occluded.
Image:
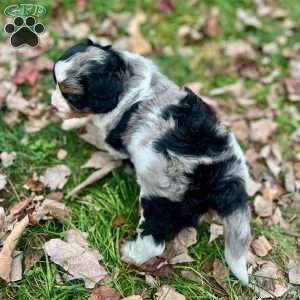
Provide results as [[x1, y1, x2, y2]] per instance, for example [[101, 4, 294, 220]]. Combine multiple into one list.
[[223, 205, 251, 285]]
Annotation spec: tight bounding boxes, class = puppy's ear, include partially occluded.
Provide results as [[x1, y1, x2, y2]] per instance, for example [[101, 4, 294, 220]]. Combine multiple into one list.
[[86, 68, 123, 113], [85, 52, 125, 113]]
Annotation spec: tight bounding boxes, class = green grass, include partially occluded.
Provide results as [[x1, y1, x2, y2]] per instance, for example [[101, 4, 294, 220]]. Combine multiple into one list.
[[1, 0, 300, 299]]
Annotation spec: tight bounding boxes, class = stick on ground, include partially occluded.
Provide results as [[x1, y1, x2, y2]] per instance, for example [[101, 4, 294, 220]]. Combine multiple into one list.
[[0, 215, 29, 282], [67, 161, 121, 197]]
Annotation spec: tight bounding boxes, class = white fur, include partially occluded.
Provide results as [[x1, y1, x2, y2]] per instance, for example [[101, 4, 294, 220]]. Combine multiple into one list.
[[54, 60, 73, 82], [121, 235, 165, 265]]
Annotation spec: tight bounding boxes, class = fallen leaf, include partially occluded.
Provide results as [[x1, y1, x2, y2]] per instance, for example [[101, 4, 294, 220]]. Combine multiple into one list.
[[165, 227, 197, 264], [88, 286, 120, 300], [252, 236, 272, 257], [12, 58, 53, 85], [10, 251, 23, 282], [284, 163, 296, 193], [236, 9, 262, 28], [9, 197, 32, 217], [254, 195, 273, 217], [208, 223, 223, 243], [284, 77, 300, 101], [253, 261, 285, 299], [0, 174, 7, 190], [24, 178, 44, 192], [246, 177, 262, 196], [136, 256, 175, 277], [272, 208, 289, 230], [44, 229, 107, 288], [31, 198, 71, 223], [154, 285, 185, 300], [288, 260, 300, 285], [156, 0, 174, 14], [24, 236, 44, 271], [231, 119, 249, 142], [203, 8, 219, 37], [113, 216, 127, 226], [0, 215, 29, 282], [82, 152, 115, 169], [223, 41, 256, 61], [121, 296, 142, 300], [39, 165, 71, 190], [0, 152, 16, 167], [250, 119, 277, 143], [128, 12, 152, 55], [212, 258, 228, 288]]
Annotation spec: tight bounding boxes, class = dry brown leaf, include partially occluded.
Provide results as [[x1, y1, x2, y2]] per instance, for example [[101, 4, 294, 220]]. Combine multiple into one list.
[[0, 174, 7, 190], [135, 256, 174, 278], [223, 41, 256, 60], [10, 251, 23, 282], [284, 77, 300, 101], [31, 198, 71, 223], [154, 285, 185, 300], [236, 9, 261, 28], [44, 229, 107, 288], [284, 163, 296, 193], [165, 227, 197, 264], [294, 162, 300, 179], [288, 260, 300, 285], [0, 152, 16, 168], [113, 215, 127, 226], [212, 258, 228, 288], [253, 261, 288, 298], [39, 165, 71, 190], [121, 296, 142, 300], [250, 119, 277, 143], [0, 215, 29, 282], [272, 208, 289, 231], [208, 223, 223, 243], [231, 119, 249, 142], [88, 286, 120, 300], [251, 236, 272, 257], [24, 178, 44, 193], [128, 12, 152, 55], [246, 177, 262, 197], [9, 197, 32, 217], [82, 152, 115, 169], [254, 195, 273, 217], [203, 8, 219, 37], [156, 0, 174, 14]]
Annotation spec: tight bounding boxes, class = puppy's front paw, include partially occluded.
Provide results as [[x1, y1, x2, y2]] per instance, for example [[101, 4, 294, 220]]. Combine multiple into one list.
[[121, 235, 165, 266]]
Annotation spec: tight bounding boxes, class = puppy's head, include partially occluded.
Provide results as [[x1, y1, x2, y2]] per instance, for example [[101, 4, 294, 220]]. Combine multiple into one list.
[[52, 39, 126, 118]]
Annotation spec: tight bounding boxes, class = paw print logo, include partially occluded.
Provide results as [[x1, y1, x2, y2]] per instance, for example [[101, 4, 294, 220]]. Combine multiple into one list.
[[5, 16, 44, 47]]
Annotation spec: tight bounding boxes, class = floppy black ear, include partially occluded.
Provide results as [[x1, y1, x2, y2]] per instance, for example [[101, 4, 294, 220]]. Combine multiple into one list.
[[85, 52, 126, 113], [86, 71, 123, 113]]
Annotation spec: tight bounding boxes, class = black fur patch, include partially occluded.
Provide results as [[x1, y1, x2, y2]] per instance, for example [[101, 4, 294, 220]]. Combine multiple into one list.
[[140, 156, 248, 244], [154, 88, 229, 157], [54, 41, 126, 114], [105, 101, 141, 152]]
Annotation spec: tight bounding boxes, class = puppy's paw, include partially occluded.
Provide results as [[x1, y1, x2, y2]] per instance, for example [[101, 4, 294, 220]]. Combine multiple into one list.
[[121, 235, 165, 266]]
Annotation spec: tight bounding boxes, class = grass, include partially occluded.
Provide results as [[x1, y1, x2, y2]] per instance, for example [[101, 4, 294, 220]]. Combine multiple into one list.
[[1, 0, 300, 299]]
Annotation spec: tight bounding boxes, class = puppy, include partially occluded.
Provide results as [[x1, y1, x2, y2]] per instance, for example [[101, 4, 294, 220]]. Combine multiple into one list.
[[52, 39, 251, 285]]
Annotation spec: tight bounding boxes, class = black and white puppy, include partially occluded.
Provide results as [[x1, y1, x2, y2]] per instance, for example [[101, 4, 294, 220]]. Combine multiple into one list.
[[52, 39, 251, 285]]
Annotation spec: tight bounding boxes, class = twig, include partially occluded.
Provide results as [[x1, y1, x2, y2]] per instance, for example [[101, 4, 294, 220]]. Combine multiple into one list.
[[67, 161, 121, 197], [0, 215, 29, 282]]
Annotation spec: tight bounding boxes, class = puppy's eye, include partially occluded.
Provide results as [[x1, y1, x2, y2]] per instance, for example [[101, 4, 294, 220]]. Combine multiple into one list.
[[65, 93, 86, 111]]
